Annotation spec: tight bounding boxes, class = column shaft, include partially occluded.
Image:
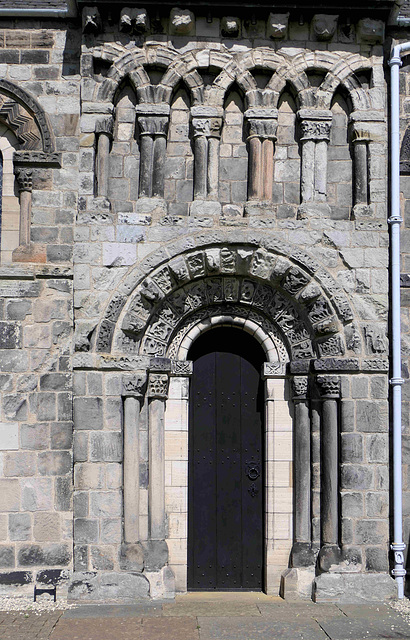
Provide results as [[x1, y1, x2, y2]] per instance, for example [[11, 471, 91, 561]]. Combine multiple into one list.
[[149, 397, 165, 540], [19, 190, 31, 246], [261, 138, 274, 201], [207, 136, 220, 199], [97, 132, 111, 198], [294, 399, 311, 543], [194, 135, 208, 199], [139, 134, 154, 197], [300, 139, 315, 203], [247, 136, 262, 200], [152, 135, 167, 198], [354, 141, 368, 205], [123, 396, 140, 543], [321, 398, 339, 545], [315, 140, 328, 202]]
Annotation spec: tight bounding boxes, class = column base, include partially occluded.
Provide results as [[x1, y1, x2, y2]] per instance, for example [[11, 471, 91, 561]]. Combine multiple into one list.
[[297, 202, 331, 219], [317, 544, 343, 572], [244, 201, 275, 217], [190, 200, 221, 216], [291, 542, 318, 568], [12, 243, 46, 263], [135, 197, 167, 216], [351, 203, 375, 219], [280, 567, 315, 601], [313, 572, 397, 603], [120, 543, 144, 571]]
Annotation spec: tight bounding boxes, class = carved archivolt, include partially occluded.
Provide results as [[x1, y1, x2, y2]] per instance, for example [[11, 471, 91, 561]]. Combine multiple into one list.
[[94, 239, 359, 362]]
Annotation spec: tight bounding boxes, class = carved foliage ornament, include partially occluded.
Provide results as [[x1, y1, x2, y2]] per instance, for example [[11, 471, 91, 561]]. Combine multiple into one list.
[[122, 372, 147, 397], [138, 116, 169, 137], [192, 117, 223, 139], [292, 376, 308, 399], [14, 167, 33, 192], [300, 119, 331, 142]]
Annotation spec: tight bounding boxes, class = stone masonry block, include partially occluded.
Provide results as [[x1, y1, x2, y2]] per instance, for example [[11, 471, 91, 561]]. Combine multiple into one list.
[[4, 452, 36, 477], [356, 401, 388, 432], [365, 492, 389, 518], [20, 423, 49, 450], [100, 518, 121, 544], [55, 477, 72, 512], [354, 520, 388, 545], [9, 513, 31, 541], [74, 462, 105, 490], [33, 512, 61, 542], [74, 518, 99, 544], [341, 492, 364, 518], [21, 479, 52, 511], [74, 492, 89, 518], [341, 433, 363, 464], [341, 465, 373, 490], [0, 322, 21, 349], [89, 432, 122, 462], [74, 397, 103, 430], [91, 546, 114, 571], [90, 491, 122, 518], [0, 546, 15, 568], [50, 422, 73, 450], [73, 432, 88, 462], [0, 422, 19, 450], [37, 451, 72, 476], [367, 434, 388, 463]]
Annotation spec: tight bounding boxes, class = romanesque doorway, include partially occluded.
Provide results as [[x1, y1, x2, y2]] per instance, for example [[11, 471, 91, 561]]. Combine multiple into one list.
[[187, 327, 265, 590]]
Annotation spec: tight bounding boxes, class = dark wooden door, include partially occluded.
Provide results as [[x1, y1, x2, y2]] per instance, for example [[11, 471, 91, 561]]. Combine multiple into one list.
[[188, 328, 264, 591]]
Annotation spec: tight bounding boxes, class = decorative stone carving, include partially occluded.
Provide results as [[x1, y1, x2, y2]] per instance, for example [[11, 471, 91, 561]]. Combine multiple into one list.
[[95, 117, 114, 137], [13, 151, 61, 167], [267, 13, 289, 39], [170, 361, 193, 376], [299, 119, 332, 142], [14, 167, 33, 192], [316, 375, 341, 398], [292, 376, 308, 399], [82, 6, 102, 34], [357, 18, 384, 44], [263, 362, 287, 378], [221, 16, 240, 38], [364, 325, 388, 354], [170, 8, 194, 35], [282, 268, 310, 296], [122, 372, 147, 397], [312, 15, 338, 41], [120, 8, 150, 34], [147, 373, 169, 399], [317, 335, 345, 357]]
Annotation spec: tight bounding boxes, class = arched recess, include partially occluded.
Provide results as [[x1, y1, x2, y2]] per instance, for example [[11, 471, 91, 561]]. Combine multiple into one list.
[[0, 80, 59, 263]]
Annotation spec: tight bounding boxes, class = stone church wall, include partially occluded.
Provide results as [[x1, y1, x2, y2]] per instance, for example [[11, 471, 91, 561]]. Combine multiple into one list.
[[0, 5, 403, 601]]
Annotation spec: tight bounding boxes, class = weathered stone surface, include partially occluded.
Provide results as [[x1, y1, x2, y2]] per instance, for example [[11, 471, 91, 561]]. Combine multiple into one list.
[[68, 571, 149, 601], [314, 573, 396, 603]]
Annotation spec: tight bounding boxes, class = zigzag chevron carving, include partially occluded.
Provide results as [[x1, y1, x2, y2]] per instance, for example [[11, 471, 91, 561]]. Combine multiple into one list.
[[0, 97, 41, 150]]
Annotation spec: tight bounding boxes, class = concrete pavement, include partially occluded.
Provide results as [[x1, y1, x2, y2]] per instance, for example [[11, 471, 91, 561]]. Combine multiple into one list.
[[1, 592, 410, 639]]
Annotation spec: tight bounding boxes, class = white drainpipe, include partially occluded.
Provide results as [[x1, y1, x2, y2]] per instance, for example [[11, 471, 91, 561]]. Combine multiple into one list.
[[389, 42, 410, 599], [0, 1, 77, 18]]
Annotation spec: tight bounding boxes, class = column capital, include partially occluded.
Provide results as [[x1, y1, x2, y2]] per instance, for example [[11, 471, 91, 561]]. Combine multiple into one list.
[[191, 116, 223, 139], [170, 360, 193, 376], [122, 372, 147, 398], [14, 167, 33, 192], [298, 109, 332, 142], [95, 116, 114, 138], [137, 114, 169, 137], [147, 373, 169, 399], [262, 362, 287, 378], [316, 375, 341, 399], [292, 375, 308, 400], [245, 108, 278, 141]]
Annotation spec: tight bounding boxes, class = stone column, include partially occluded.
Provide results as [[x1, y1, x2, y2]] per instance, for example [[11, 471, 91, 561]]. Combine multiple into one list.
[[350, 113, 384, 219], [14, 167, 33, 247], [95, 117, 114, 200], [136, 104, 170, 202], [297, 109, 332, 219], [122, 373, 147, 545], [291, 376, 315, 567], [190, 106, 223, 215], [245, 108, 278, 209], [147, 372, 169, 540], [316, 375, 342, 571]]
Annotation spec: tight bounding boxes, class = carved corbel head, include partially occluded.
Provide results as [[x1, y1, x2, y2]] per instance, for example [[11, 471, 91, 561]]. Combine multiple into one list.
[[312, 14, 338, 41], [82, 6, 102, 35]]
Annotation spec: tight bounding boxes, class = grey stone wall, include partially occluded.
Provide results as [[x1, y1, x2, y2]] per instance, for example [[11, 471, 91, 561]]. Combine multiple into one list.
[[0, 6, 401, 601]]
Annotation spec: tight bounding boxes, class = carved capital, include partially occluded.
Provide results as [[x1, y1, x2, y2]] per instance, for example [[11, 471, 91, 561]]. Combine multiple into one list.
[[95, 117, 114, 138], [138, 115, 169, 137], [192, 117, 223, 139], [14, 167, 33, 192], [292, 376, 308, 400], [316, 375, 341, 399], [147, 373, 169, 399], [262, 362, 287, 378], [247, 118, 278, 141], [300, 119, 331, 142], [122, 372, 147, 398]]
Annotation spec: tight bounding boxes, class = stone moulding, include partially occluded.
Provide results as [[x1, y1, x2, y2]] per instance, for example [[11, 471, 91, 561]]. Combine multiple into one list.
[[92, 237, 360, 366]]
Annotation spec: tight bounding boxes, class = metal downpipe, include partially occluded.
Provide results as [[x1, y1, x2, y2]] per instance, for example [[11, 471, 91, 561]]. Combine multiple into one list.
[[389, 41, 410, 599]]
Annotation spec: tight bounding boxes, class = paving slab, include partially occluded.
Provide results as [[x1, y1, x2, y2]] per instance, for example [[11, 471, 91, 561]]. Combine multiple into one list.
[[162, 601, 261, 616], [49, 616, 143, 640], [141, 616, 200, 640], [318, 616, 410, 640], [257, 601, 345, 621], [196, 615, 329, 640], [62, 603, 163, 618]]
